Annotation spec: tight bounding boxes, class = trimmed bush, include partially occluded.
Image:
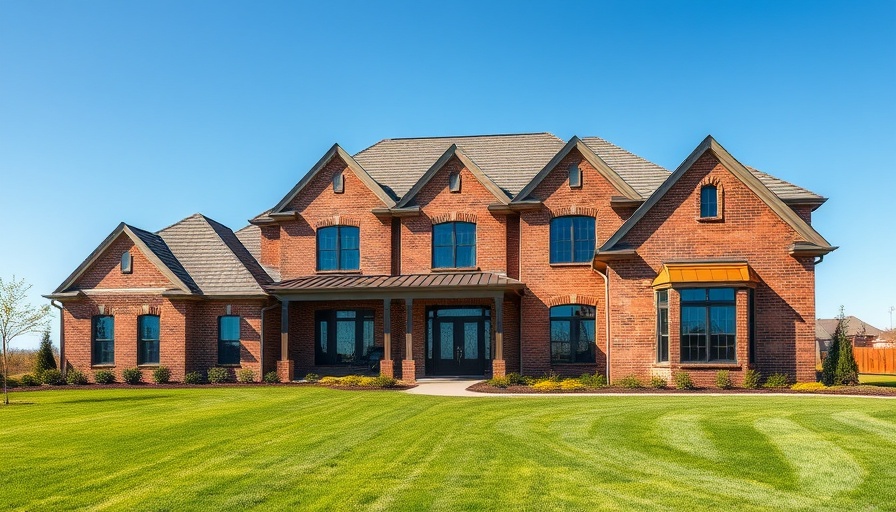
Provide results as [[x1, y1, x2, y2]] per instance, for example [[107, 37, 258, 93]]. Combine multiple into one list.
[[559, 379, 586, 391], [673, 371, 695, 390], [715, 370, 733, 389], [207, 367, 229, 384], [304, 373, 321, 383], [372, 375, 398, 388], [579, 373, 608, 388], [532, 380, 561, 391], [649, 375, 668, 389], [41, 369, 65, 386], [791, 382, 827, 391], [743, 369, 761, 389], [94, 370, 115, 384], [122, 368, 143, 385], [616, 374, 643, 389], [20, 374, 40, 387], [763, 373, 790, 389], [505, 373, 533, 386], [487, 376, 509, 388], [152, 366, 172, 384], [318, 376, 340, 385], [183, 371, 204, 384], [237, 368, 256, 383], [263, 371, 281, 383], [66, 369, 89, 385]]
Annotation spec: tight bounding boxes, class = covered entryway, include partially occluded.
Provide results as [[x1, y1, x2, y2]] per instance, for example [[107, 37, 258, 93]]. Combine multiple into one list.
[[426, 306, 490, 376]]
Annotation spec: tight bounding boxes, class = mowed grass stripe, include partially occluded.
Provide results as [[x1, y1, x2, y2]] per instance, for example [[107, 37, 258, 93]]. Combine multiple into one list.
[[2, 388, 895, 511]]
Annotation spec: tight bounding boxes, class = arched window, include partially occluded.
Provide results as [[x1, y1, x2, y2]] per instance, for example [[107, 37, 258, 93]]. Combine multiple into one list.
[[317, 226, 360, 271], [700, 185, 718, 218], [550, 216, 595, 263], [550, 305, 596, 363], [92, 315, 115, 365], [448, 171, 461, 192], [432, 222, 476, 268], [121, 251, 132, 274], [568, 164, 582, 188], [137, 315, 160, 365], [333, 170, 345, 194]]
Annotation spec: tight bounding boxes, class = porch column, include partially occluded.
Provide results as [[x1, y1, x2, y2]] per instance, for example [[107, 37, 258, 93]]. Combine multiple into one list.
[[493, 293, 506, 378], [402, 298, 416, 382], [380, 298, 394, 378], [277, 300, 294, 382]]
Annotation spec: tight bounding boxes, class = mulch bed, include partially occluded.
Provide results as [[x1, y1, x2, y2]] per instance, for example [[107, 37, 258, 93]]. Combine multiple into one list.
[[5, 381, 417, 392], [466, 382, 896, 396]]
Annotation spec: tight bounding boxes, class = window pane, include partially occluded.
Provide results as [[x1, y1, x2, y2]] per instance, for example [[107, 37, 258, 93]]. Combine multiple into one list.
[[484, 320, 491, 359], [576, 319, 596, 363], [455, 223, 476, 245], [680, 306, 707, 362], [433, 246, 454, 268], [550, 218, 572, 263], [319, 320, 328, 353], [464, 322, 478, 359], [709, 288, 735, 301], [219, 340, 240, 365], [318, 251, 337, 271], [433, 224, 454, 246], [94, 316, 114, 341], [426, 318, 433, 359], [318, 227, 338, 250], [362, 319, 374, 358], [436, 308, 487, 317], [657, 290, 668, 305], [336, 310, 356, 319], [701, 186, 718, 217], [550, 305, 575, 318], [219, 316, 240, 341], [572, 217, 595, 262], [455, 246, 475, 268], [139, 316, 160, 341], [440, 323, 454, 360], [551, 320, 570, 343], [679, 289, 707, 302], [340, 227, 359, 249], [336, 321, 355, 362], [573, 305, 595, 318]]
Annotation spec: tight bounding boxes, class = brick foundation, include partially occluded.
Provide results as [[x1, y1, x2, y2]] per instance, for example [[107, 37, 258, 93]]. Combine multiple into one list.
[[277, 360, 295, 382], [401, 359, 416, 383], [492, 359, 507, 378], [379, 359, 394, 378]]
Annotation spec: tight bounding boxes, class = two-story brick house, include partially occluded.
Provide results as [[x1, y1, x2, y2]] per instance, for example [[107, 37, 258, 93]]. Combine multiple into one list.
[[46, 133, 835, 385]]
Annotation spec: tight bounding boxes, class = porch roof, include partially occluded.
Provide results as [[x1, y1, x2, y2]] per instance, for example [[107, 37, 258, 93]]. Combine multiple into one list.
[[267, 272, 525, 300]]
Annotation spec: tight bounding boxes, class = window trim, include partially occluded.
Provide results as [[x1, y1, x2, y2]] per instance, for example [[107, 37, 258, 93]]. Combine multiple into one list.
[[137, 314, 160, 366], [92, 315, 115, 366], [656, 290, 669, 363], [549, 216, 596, 264], [698, 184, 722, 220], [316, 225, 361, 272], [679, 287, 737, 363], [314, 309, 376, 365], [549, 304, 597, 364], [431, 221, 477, 269], [217, 315, 241, 366]]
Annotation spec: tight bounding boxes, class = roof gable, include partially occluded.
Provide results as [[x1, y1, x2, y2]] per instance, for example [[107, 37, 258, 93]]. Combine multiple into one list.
[[272, 143, 394, 213], [53, 223, 198, 295], [598, 136, 836, 257], [513, 137, 642, 203], [395, 145, 511, 208]]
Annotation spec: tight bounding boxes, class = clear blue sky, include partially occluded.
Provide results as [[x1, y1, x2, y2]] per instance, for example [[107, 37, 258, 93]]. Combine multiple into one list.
[[2, 1, 894, 349]]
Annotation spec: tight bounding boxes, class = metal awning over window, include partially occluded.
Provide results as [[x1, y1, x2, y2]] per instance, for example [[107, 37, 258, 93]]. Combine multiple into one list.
[[651, 262, 759, 290]]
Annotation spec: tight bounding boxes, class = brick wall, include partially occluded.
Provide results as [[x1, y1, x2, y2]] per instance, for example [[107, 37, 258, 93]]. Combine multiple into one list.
[[73, 234, 175, 290]]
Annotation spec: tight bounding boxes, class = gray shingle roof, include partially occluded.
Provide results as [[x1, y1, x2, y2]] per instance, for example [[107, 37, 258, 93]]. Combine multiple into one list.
[[235, 224, 281, 282], [580, 137, 672, 198], [158, 214, 270, 296], [353, 133, 567, 200], [817, 316, 884, 338], [127, 224, 201, 293], [747, 167, 823, 201]]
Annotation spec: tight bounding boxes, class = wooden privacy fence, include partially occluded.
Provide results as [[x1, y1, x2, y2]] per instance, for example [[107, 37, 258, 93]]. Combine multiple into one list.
[[853, 347, 896, 375]]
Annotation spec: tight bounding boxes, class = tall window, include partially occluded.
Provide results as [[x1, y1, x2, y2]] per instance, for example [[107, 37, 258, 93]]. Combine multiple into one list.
[[700, 185, 718, 218], [92, 315, 114, 365], [432, 222, 476, 268], [550, 305, 596, 363], [315, 310, 374, 365], [550, 216, 595, 263], [317, 225, 360, 271], [137, 315, 160, 365], [680, 288, 736, 362], [218, 315, 241, 365], [568, 164, 582, 188], [657, 290, 669, 362], [121, 251, 132, 274]]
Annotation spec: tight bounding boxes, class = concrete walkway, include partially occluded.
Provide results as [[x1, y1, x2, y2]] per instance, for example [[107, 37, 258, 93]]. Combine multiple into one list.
[[402, 378, 896, 399]]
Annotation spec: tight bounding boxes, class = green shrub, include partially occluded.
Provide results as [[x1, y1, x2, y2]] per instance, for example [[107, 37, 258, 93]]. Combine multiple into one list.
[[237, 368, 256, 383], [673, 371, 695, 390], [19, 374, 39, 387], [715, 370, 733, 389], [3, 376, 18, 388], [318, 376, 340, 385], [505, 372, 533, 386], [263, 371, 281, 383], [304, 373, 321, 382], [121, 368, 143, 385], [792, 381, 827, 391], [616, 374, 643, 389], [34, 330, 57, 378], [207, 367, 229, 384], [41, 369, 65, 386], [66, 369, 88, 385], [372, 375, 398, 388], [94, 370, 115, 384], [487, 376, 510, 388], [743, 369, 761, 389], [763, 373, 790, 389], [649, 375, 668, 389], [579, 373, 608, 388], [540, 371, 562, 383], [183, 371, 204, 384], [339, 375, 365, 387], [152, 366, 171, 384]]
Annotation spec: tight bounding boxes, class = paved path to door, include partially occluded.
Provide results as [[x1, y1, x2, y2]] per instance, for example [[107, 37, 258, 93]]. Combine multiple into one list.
[[403, 378, 896, 399]]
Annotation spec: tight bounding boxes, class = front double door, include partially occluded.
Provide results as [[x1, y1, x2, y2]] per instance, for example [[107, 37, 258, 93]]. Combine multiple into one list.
[[426, 307, 490, 376]]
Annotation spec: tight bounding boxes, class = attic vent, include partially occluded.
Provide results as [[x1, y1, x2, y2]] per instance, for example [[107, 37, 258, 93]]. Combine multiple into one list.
[[121, 251, 133, 274], [448, 171, 461, 193], [333, 170, 345, 194], [568, 164, 582, 189]]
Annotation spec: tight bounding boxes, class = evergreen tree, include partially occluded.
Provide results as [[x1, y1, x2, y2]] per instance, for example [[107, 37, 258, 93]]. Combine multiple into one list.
[[821, 316, 840, 386], [834, 314, 859, 385], [34, 329, 57, 377]]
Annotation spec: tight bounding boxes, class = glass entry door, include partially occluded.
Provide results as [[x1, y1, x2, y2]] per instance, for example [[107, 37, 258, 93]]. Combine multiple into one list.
[[426, 307, 490, 376]]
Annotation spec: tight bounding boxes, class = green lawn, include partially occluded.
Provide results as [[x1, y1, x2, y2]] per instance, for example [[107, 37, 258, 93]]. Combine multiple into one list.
[[2, 387, 895, 511], [860, 374, 896, 387]]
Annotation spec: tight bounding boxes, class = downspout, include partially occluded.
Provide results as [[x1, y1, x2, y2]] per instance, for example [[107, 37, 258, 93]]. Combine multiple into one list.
[[591, 265, 610, 382], [50, 301, 65, 377], [260, 301, 280, 377]]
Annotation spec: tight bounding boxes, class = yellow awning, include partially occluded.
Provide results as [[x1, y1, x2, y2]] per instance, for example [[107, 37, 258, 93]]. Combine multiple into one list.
[[652, 262, 759, 289]]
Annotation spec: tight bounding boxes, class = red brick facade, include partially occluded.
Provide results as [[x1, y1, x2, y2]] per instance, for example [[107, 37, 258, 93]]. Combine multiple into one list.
[[51, 135, 832, 386]]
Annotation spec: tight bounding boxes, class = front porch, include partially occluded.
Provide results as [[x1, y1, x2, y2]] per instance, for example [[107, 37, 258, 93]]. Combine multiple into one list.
[[266, 273, 524, 382]]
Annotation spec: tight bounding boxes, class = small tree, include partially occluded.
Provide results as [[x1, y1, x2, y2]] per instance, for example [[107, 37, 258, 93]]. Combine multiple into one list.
[[33, 329, 57, 378], [821, 315, 840, 386], [834, 314, 859, 385], [0, 276, 51, 405]]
